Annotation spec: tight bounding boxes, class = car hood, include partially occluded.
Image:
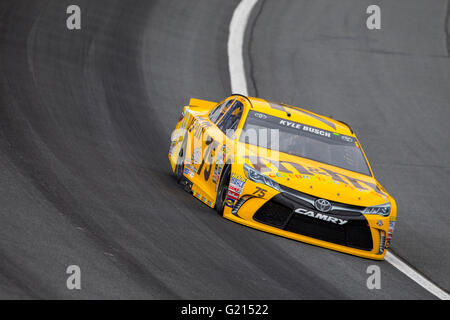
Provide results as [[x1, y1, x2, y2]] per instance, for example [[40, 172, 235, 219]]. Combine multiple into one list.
[[240, 144, 389, 207]]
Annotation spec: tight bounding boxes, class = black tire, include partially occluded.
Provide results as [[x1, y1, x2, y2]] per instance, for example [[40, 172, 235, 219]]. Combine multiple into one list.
[[175, 134, 188, 183], [175, 151, 184, 183], [216, 165, 231, 216]]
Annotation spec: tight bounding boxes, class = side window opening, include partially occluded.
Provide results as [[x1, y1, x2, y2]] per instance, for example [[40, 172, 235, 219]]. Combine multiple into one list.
[[217, 101, 244, 135], [209, 99, 235, 124]]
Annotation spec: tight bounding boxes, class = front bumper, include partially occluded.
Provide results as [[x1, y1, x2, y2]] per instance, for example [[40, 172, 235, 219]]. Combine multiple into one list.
[[224, 190, 391, 260]]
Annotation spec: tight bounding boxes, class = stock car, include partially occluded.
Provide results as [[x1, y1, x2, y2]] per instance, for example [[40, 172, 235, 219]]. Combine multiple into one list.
[[168, 94, 396, 260]]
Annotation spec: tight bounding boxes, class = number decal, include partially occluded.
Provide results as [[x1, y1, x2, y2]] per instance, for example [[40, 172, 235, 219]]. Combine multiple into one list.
[[197, 137, 219, 181], [253, 187, 267, 198]]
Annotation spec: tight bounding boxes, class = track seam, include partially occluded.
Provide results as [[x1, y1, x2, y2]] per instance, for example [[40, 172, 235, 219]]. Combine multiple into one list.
[[227, 0, 450, 300]]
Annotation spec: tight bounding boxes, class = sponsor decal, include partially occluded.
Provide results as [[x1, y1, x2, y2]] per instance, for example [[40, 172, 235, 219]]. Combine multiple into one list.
[[185, 163, 197, 174], [244, 155, 386, 197], [254, 112, 267, 119], [267, 171, 361, 191], [213, 164, 220, 185], [228, 185, 241, 194], [279, 120, 302, 130], [341, 135, 353, 142], [225, 198, 236, 208], [213, 145, 227, 184], [192, 192, 212, 206], [184, 167, 194, 178], [225, 173, 247, 208], [302, 125, 331, 138], [294, 208, 348, 225], [192, 147, 202, 164], [168, 140, 177, 156], [249, 110, 354, 143], [278, 120, 333, 139], [231, 173, 246, 187], [386, 221, 396, 248]]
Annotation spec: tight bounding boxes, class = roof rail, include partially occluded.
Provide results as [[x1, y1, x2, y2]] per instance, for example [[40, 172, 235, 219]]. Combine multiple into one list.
[[231, 93, 254, 108], [337, 120, 354, 134]]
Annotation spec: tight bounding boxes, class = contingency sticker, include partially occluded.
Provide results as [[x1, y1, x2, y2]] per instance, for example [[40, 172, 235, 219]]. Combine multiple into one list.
[[168, 140, 177, 156], [192, 147, 202, 164], [213, 145, 227, 185], [184, 167, 194, 178], [386, 221, 396, 248], [225, 173, 246, 208]]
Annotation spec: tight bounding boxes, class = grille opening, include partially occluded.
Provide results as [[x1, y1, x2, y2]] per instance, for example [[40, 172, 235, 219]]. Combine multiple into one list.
[[285, 215, 346, 245], [344, 224, 373, 251], [253, 197, 373, 251], [253, 201, 291, 228]]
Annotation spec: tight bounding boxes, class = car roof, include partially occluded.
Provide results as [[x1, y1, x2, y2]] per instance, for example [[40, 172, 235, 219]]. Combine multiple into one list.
[[242, 96, 354, 136]]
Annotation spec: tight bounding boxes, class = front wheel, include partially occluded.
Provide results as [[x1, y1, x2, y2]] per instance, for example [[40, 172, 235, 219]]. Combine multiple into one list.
[[216, 165, 231, 216]]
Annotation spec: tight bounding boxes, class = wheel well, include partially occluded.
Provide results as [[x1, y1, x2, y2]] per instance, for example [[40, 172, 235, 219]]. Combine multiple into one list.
[[219, 164, 231, 184], [215, 163, 231, 211]]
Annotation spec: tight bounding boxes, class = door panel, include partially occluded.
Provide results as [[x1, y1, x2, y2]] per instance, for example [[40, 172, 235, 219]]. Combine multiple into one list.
[[185, 98, 246, 206], [193, 123, 223, 203]]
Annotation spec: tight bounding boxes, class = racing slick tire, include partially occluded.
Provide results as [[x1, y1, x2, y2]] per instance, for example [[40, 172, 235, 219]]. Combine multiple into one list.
[[216, 165, 231, 216], [175, 134, 188, 183]]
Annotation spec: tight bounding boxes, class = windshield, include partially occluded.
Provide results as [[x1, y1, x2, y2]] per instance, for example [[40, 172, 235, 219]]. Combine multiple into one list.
[[240, 110, 371, 176]]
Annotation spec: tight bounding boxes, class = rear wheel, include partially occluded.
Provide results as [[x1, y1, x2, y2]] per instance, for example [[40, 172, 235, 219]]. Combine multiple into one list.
[[175, 150, 184, 183], [175, 134, 188, 183], [216, 165, 231, 216]]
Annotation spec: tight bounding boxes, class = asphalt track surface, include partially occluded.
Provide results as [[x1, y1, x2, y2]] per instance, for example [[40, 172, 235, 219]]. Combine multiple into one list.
[[0, 0, 448, 299]]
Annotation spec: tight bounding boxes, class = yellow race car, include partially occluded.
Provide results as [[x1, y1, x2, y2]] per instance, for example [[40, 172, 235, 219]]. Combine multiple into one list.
[[168, 94, 396, 260]]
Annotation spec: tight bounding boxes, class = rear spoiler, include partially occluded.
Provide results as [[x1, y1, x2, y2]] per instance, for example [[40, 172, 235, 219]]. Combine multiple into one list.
[[188, 98, 217, 109]]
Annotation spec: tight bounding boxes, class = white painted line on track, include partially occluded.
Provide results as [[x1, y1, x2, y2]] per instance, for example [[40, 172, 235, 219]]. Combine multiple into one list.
[[228, 0, 259, 95], [227, 0, 450, 300], [385, 252, 450, 300]]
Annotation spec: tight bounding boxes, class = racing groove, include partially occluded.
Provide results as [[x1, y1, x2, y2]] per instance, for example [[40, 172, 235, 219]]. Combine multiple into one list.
[[0, 0, 442, 298]]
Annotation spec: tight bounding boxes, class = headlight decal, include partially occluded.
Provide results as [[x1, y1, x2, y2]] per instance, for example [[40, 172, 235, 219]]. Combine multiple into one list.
[[245, 164, 391, 219], [362, 203, 391, 217], [244, 163, 281, 192]]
